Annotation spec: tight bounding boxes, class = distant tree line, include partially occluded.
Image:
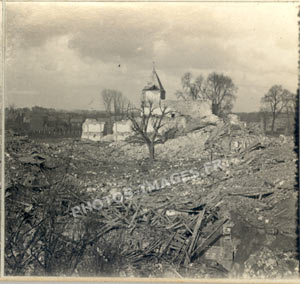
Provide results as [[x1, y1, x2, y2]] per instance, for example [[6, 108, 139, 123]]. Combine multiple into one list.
[[5, 106, 109, 135]]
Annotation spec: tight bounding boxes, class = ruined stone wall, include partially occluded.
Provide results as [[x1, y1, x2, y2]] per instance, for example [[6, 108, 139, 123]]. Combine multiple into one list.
[[146, 116, 187, 134], [162, 100, 212, 119]]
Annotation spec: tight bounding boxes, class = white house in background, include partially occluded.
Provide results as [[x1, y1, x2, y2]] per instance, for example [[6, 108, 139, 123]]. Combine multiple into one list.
[[81, 119, 105, 141], [113, 120, 133, 141]]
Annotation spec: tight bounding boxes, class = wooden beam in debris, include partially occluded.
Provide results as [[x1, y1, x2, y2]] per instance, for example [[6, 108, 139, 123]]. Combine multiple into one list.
[[191, 218, 228, 261], [184, 208, 206, 265]]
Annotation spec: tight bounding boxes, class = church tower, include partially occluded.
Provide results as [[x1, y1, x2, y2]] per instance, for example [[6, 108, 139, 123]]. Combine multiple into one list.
[[142, 63, 166, 105]]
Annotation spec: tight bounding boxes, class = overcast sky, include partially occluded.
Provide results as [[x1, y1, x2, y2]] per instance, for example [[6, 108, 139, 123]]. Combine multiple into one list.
[[5, 2, 298, 112]]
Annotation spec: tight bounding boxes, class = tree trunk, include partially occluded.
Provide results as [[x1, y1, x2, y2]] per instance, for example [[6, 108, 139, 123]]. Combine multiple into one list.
[[271, 113, 276, 134], [286, 109, 291, 135], [260, 113, 267, 134], [212, 103, 219, 116], [147, 142, 155, 162]]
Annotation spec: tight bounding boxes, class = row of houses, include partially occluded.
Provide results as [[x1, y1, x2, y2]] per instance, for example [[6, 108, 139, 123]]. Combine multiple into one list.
[[81, 114, 190, 142], [82, 119, 130, 141]]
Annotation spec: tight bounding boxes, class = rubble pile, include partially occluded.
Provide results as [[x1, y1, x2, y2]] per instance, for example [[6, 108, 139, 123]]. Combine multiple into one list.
[[113, 120, 275, 161], [75, 192, 232, 278], [243, 247, 297, 278], [5, 135, 95, 276], [5, 119, 299, 278]]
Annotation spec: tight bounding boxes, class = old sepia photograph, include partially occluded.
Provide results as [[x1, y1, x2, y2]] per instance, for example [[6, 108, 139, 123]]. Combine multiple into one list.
[[3, 1, 299, 280]]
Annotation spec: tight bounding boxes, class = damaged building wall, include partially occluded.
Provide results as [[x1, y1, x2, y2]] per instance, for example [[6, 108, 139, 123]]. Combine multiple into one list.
[[113, 120, 132, 133], [81, 119, 105, 142], [112, 120, 133, 141], [162, 100, 213, 119], [157, 116, 187, 134], [133, 115, 186, 135], [82, 99, 213, 142]]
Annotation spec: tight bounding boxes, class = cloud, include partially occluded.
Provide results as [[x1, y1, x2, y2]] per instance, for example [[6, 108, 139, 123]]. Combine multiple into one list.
[[6, 2, 299, 112]]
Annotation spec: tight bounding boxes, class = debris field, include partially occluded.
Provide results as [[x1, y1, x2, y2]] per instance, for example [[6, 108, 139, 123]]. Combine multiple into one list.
[[4, 120, 298, 278]]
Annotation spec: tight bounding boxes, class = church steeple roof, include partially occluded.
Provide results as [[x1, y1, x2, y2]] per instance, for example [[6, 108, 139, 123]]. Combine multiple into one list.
[[142, 63, 166, 100]]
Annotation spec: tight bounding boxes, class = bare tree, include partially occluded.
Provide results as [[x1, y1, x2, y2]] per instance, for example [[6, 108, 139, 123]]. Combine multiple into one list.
[[101, 89, 130, 120], [175, 72, 206, 100], [175, 72, 237, 116], [205, 72, 237, 116], [283, 91, 296, 134], [113, 92, 131, 119], [261, 85, 290, 134], [127, 100, 172, 162], [259, 106, 269, 134], [101, 89, 114, 116]]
